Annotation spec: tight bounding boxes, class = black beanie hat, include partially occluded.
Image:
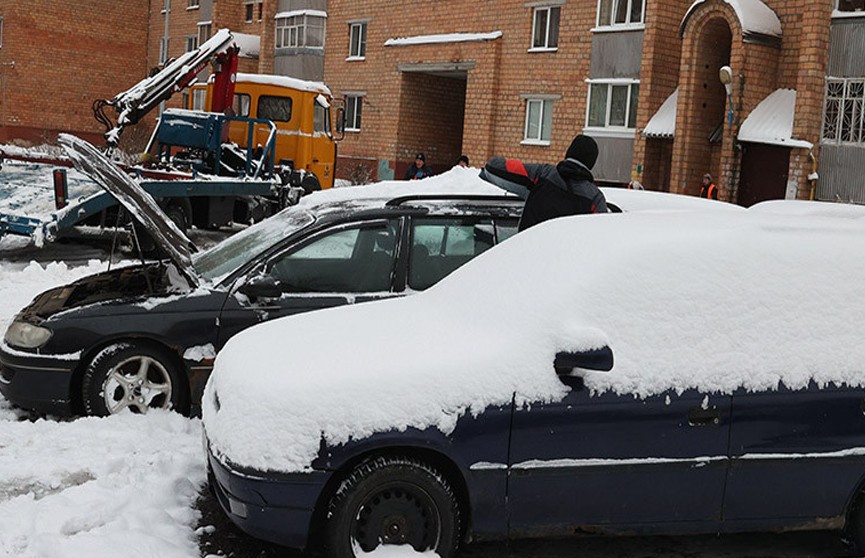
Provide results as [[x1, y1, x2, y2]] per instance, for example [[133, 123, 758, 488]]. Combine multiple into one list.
[[565, 135, 599, 170]]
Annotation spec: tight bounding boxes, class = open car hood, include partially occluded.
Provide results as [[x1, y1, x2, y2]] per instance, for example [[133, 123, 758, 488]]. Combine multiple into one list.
[[58, 134, 199, 288]]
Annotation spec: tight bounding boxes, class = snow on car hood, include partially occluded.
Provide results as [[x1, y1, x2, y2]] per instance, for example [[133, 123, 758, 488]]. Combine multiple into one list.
[[58, 134, 199, 287], [203, 208, 865, 473]]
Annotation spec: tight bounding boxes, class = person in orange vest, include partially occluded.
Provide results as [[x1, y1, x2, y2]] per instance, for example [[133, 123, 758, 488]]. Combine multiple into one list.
[[700, 173, 718, 200]]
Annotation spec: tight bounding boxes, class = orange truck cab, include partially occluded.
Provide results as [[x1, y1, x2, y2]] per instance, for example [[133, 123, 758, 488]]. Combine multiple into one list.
[[190, 73, 336, 190]]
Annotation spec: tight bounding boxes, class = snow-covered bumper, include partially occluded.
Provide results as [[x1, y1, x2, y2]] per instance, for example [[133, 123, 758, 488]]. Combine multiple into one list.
[[0, 345, 78, 415], [207, 440, 332, 550]]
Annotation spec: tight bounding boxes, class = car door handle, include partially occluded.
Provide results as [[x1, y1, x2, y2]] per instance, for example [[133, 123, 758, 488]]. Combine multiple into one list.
[[688, 406, 721, 427]]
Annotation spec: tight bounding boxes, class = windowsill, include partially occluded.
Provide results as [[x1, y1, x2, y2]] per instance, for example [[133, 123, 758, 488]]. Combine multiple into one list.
[[582, 127, 636, 139], [832, 9, 865, 18], [520, 139, 551, 146], [527, 47, 558, 53], [345, 128, 361, 133], [346, 56, 366, 62], [187, 5, 200, 10], [591, 23, 646, 33]]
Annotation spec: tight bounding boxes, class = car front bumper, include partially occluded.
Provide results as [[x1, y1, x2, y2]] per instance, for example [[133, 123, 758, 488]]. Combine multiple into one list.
[[0, 345, 78, 415], [207, 441, 333, 550]]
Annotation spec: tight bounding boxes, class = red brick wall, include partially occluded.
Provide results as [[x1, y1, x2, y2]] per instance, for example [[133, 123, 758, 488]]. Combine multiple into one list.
[[0, 0, 149, 147]]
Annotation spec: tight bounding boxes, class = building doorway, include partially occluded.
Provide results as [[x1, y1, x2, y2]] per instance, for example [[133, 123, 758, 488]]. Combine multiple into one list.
[[396, 68, 467, 177], [737, 143, 790, 207]]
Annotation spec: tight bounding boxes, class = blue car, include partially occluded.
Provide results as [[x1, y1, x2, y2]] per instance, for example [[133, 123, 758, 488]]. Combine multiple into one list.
[[204, 203, 865, 557]]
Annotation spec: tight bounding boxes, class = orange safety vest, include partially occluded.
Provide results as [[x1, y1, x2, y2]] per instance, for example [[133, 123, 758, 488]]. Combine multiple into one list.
[[700, 184, 717, 200]]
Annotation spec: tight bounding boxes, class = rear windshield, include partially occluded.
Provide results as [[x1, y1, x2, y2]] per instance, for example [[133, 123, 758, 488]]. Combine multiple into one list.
[[193, 208, 315, 283]]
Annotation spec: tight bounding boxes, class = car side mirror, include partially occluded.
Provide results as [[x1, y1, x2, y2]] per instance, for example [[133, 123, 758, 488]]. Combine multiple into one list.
[[238, 275, 282, 299], [555, 346, 614, 372]]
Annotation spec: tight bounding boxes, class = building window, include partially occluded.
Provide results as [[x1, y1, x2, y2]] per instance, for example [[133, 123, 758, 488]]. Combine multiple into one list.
[[345, 95, 363, 131], [837, 0, 865, 12], [245, 1, 263, 23], [276, 13, 326, 49], [198, 22, 212, 45], [587, 81, 640, 129], [192, 88, 207, 111], [523, 98, 554, 144], [531, 6, 560, 50], [188, 0, 199, 8], [0, 18, 4, 48], [597, 0, 645, 27], [823, 78, 865, 145], [185, 35, 198, 52], [159, 37, 169, 65], [349, 23, 367, 59]]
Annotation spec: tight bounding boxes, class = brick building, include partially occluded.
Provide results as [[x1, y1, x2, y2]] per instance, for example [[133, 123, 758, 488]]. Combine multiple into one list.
[[326, 0, 865, 206]]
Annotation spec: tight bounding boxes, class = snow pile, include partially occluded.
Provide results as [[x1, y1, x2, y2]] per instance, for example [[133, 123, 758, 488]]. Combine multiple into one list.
[[0, 412, 205, 558], [204, 210, 865, 473], [683, 0, 782, 37]]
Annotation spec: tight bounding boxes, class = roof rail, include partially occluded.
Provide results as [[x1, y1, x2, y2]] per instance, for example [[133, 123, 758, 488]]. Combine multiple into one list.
[[385, 194, 521, 207]]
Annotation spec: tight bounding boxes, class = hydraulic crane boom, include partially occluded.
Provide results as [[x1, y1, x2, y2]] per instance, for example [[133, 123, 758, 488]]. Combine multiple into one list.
[[93, 28, 239, 149]]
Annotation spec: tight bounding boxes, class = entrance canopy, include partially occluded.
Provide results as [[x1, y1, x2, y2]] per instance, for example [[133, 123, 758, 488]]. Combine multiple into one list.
[[643, 88, 678, 139], [680, 0, 782, 44], [738, 89, 813, 149]]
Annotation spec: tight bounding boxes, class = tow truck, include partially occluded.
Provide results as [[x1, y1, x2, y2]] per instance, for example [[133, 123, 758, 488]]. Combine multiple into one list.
[[0, 28, 340, 246]]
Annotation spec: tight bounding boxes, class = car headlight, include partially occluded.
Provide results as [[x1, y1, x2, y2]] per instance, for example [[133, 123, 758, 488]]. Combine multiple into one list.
[[4, 321, 53, 349]]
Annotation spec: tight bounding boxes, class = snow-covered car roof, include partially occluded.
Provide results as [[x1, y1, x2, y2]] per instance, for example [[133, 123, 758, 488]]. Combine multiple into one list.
[[601, 186, 744, 213], [749, 199, 865, 219], [203, 209, 865, 473]]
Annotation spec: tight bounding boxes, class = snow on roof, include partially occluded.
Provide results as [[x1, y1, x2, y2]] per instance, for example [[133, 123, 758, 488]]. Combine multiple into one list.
[[601, 185, 744, 213], [749, 199, 865, 218], [738, 89, 813, 149], [642, 88, 678, 139], [235, 72, 331, 96], [275, 9, 327, 19], [682, 0, 782, 39], [232, 32, 260, 58], [203, 209, 865, 472], [384, 31, 503, 47]]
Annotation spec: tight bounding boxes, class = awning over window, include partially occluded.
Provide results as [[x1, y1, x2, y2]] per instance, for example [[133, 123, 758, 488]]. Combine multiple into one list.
[[642, 88, 678, 139], [738, 89, 813, 149], [681, 0, 782, 43]]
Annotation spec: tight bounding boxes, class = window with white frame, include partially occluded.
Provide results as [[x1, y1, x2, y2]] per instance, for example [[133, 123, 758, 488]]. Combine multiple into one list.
[[0, 18, 4, 48], [198, 22, 212, 45], [531, 6, 560, 50], [192, 88, 207, 111], [587, 81, 640, 129], [185, 35, 198, 52], [349, 22, 367, 59], [823, 78, 865, 145], [159, 37, 169, 65], [597, 0, 645, 28], [188, 0, 199, 8], [245, 0, 263, 23], [276, 13, 326, 48], [523, 98, 554, 144], [836, 0, 865, 12], [345, 95, 363, 131]]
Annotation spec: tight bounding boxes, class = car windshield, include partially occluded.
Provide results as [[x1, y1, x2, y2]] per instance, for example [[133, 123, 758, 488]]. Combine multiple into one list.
[[193, 208, 315, 283]]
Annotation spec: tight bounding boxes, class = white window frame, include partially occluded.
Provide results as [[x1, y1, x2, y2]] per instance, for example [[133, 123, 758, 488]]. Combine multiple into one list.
[[594, 0, 645, 31], [187, 0, 199, 9], [244, 0, 262, 23], [822, 77, 865, 146], [348, 22, 367, 60], [522, 97, 555, 145], [529, 6, 560, 52], [185, 35, 198, 52], [0, 18, 4, 48], [584, 79, 640, 136], [835, 0, 865, 13], [197, 21, 212, 45], [192, 88, 207, 111], [276, 13, 326, 49], [345, 95, 363, 132]]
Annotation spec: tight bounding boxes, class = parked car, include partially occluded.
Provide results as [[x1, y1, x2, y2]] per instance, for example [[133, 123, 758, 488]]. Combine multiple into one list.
[[203, 208, 865, 557], [0, 141, 523, 417]]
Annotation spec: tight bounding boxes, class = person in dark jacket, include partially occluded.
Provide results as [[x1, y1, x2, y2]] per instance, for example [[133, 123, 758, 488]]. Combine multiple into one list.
[[405, 152, 433, 180], [699, 173, 718, 200], [479, 134, 607, 231]]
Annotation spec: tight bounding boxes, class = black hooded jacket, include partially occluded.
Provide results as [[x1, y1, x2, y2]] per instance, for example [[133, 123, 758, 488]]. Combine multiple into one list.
[[481, 157, 607, 231]]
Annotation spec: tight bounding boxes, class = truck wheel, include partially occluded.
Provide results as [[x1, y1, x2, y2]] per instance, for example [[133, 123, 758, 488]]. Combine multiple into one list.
[[324, 456, 460, 558], [301, 174, 321, 195], [82, 343, 188, 416], [165, 203, 188, 233]]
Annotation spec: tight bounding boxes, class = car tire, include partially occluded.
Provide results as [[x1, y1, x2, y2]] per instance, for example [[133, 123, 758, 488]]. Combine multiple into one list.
[[164, 203, 188, 233], [324, 456, 460, 558], [82, 343, 188, 416]]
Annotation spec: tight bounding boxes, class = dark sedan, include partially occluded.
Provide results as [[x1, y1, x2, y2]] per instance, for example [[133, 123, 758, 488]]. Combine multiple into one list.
[[0, 138, 521, 417]]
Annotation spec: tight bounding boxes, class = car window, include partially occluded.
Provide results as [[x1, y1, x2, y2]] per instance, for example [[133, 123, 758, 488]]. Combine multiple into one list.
[[409, 218, 495, 291], [258, 95, 293, 122], [268, 220, 398, 293]]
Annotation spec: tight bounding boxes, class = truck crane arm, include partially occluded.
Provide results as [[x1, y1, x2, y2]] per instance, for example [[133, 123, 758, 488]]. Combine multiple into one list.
[[93, 28, 239, 149]]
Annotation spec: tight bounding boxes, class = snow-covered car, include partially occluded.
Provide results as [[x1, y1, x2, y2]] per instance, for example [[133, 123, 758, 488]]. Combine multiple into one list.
[[203, 208, 865, 557], [0, 137, 523, 417]]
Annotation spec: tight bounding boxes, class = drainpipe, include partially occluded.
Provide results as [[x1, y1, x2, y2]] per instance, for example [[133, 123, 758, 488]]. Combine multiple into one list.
[[159, 0, 171, 117], [808, 152, 818, 201]]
